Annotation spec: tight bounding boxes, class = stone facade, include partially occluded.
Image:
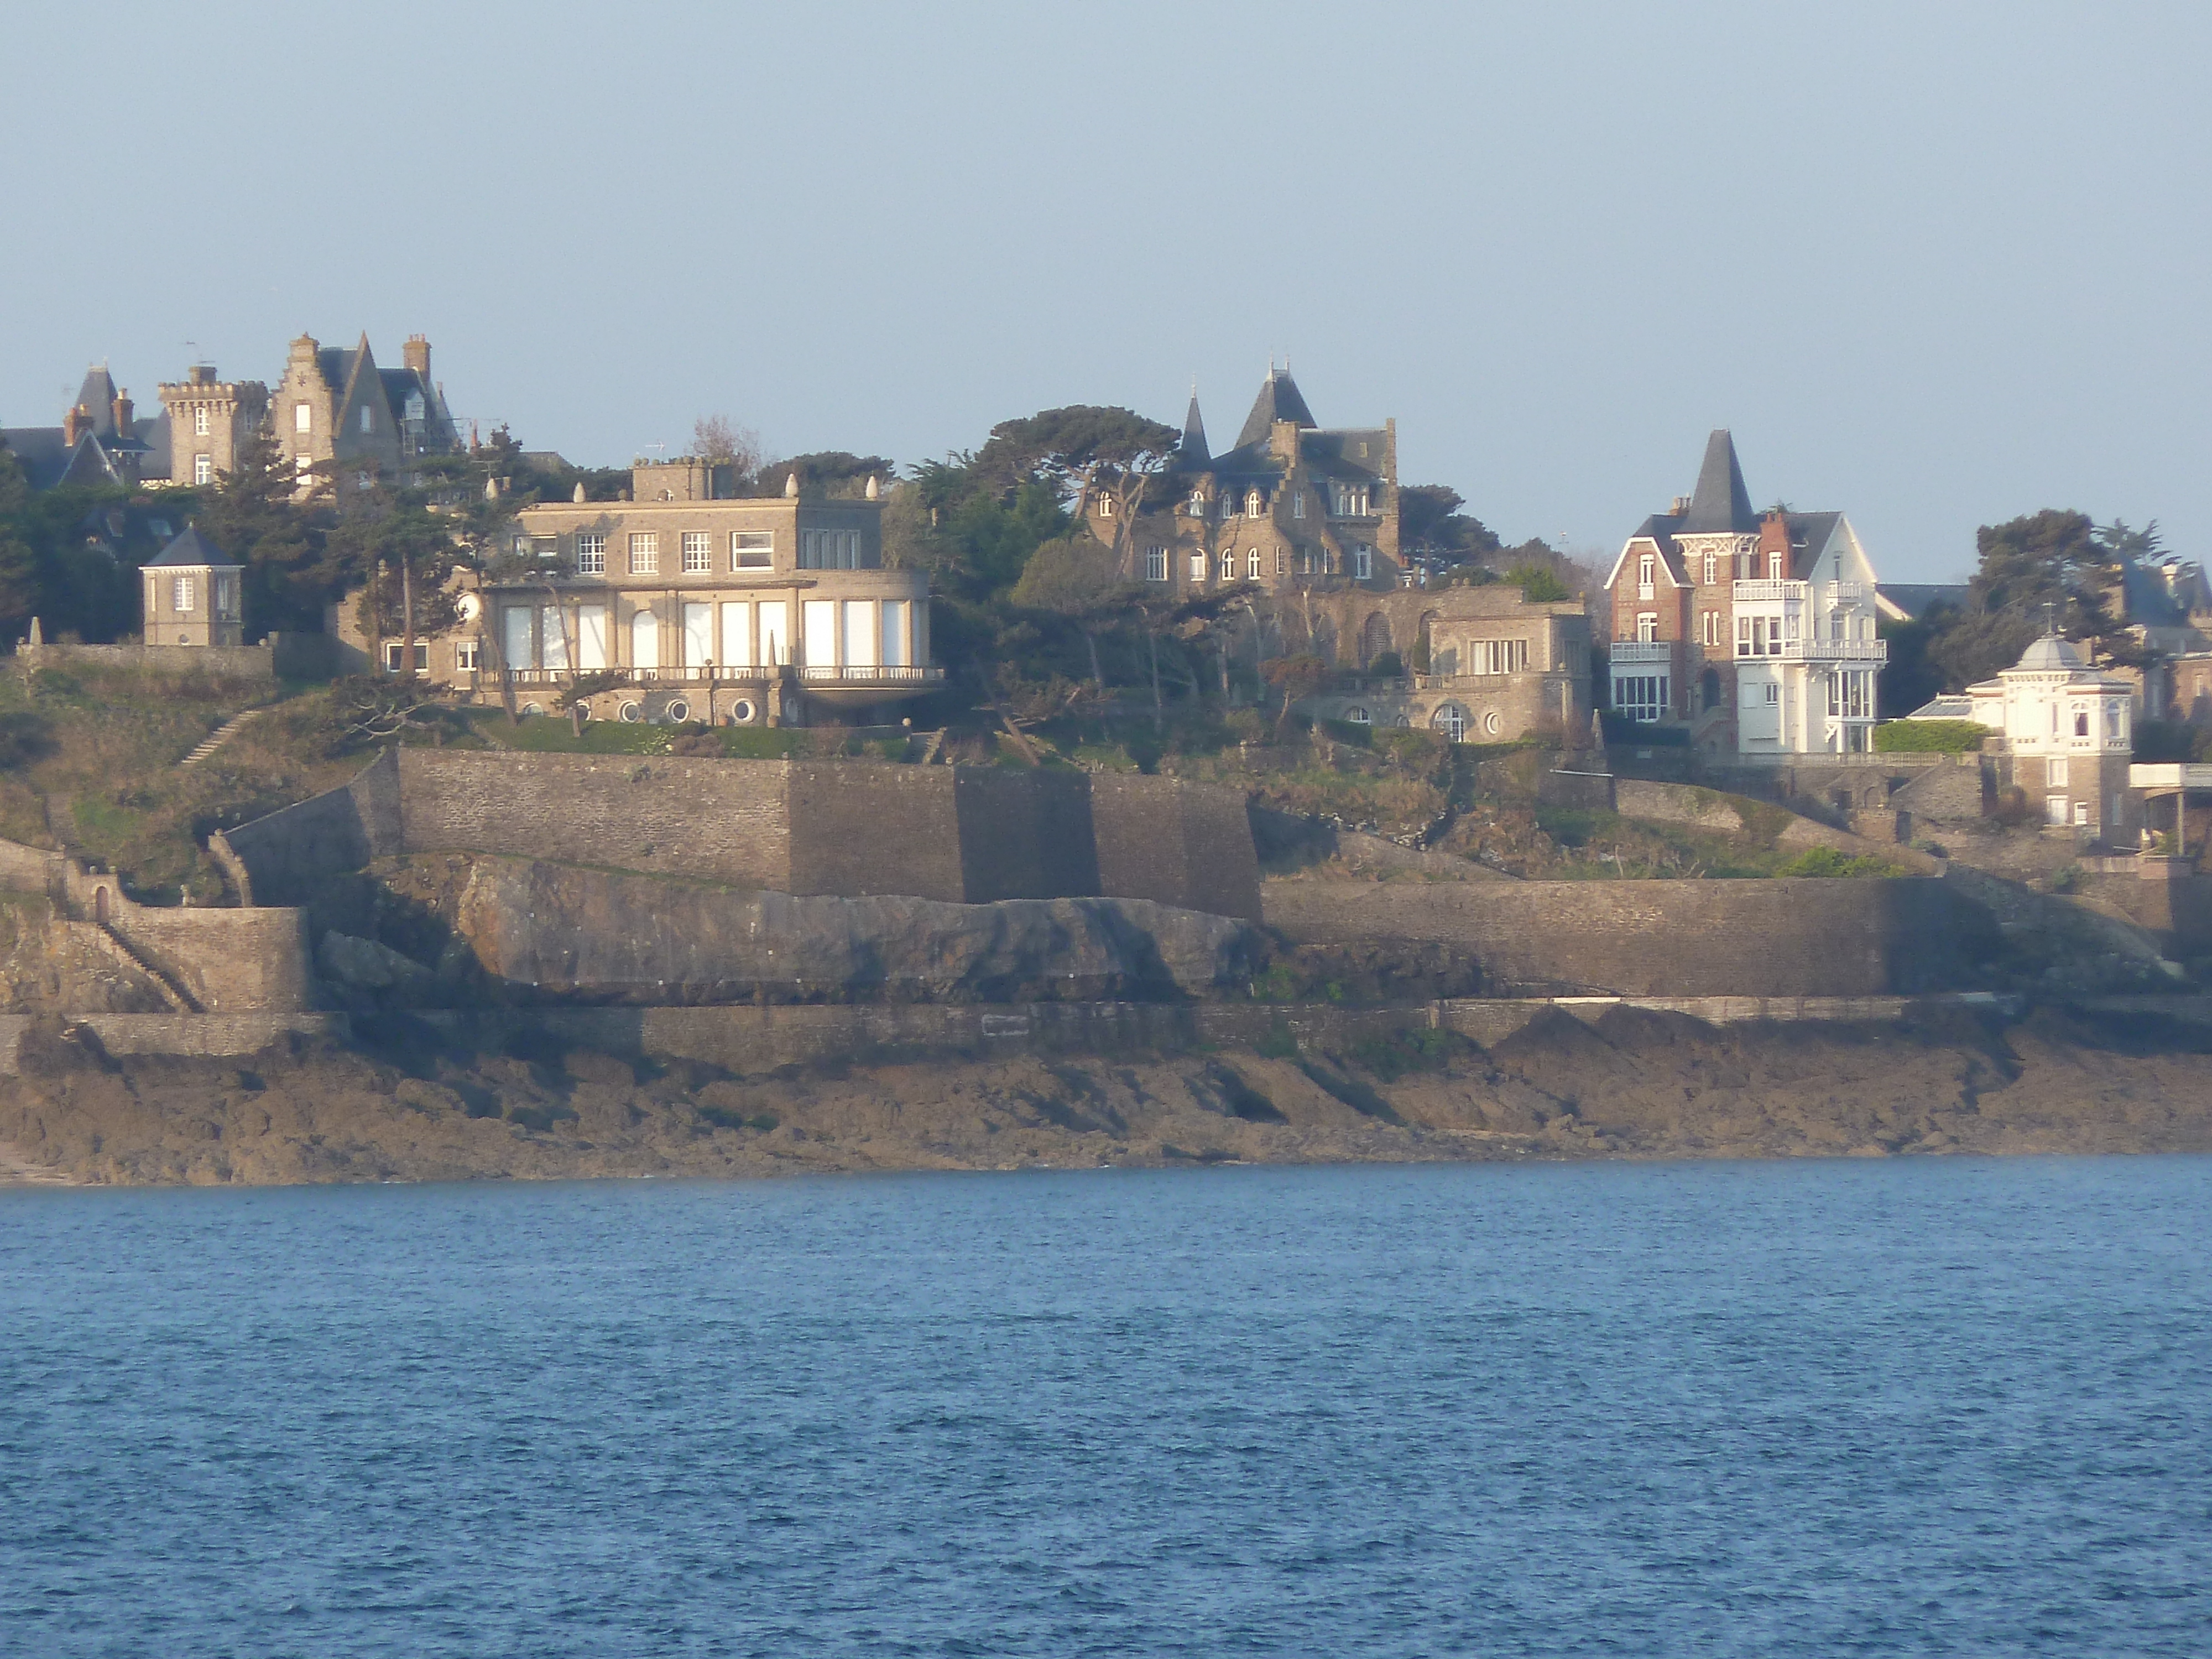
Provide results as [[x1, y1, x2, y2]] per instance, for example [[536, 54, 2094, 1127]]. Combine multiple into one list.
[[1300, 584, 1592, 740], [272, 332, 457, 505], [215, 750, 1265, 921], [342, 461, 941, 724], [155, 364, 269, 489], [1262, 875, 1996, 998], [1953, 635, 2139, 837], [1604, 430, 1885, 755], [1103, 369, 1401, 601], [138, 526, 244, 649]]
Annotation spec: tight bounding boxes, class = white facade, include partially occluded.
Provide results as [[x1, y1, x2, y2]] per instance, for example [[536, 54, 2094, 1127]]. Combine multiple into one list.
[[1730, 517, 1886, 754], [1956, 636, 2135, 833]]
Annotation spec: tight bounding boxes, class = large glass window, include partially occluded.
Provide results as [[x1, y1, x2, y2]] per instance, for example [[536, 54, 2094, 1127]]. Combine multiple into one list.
[[681, 533, 711, 573], [628, 533, 658, 575], [760, 602, 789, 666], [842, 601, 878, 669], [502, 606, 532, 670], [1430, 702, 1468, 742], [684, 602, 713, 667], [577, 606, 609, 671], [630, 607, 659, 670], [576, 533, 606, 574], [732, 531, 773, 570], [1146, 546, 1167, 582], [881, 599, 910, 667], [539, 607, 569, 670], [1613, 675, 1669, 722], [719, 602, 752, 667], [802, 599, 837, 667]]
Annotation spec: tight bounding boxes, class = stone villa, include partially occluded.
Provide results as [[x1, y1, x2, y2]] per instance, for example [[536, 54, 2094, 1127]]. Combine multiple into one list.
[[1604, 430, 1886, 755], [349, 457, 941, 726]]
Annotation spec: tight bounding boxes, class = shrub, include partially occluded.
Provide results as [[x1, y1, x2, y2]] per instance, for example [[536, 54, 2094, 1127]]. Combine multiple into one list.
[[2048, 863, 2083, 894], [2133, 720, 2212, 764], [1776, 845, 1898, 878], [1348, 1027, 1464, 1081], [1874, 719, 1988, 754], [1366, 650, 1405, 679]]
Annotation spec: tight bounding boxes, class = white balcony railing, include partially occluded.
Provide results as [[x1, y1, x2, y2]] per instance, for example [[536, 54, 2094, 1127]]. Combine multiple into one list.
[[1784, 638, 1888, 664], [1826, 581, 1869, 603], [799, 665, 946, 685], [1609, 640, 1673, 664], [1734, 578, 1806, 602]]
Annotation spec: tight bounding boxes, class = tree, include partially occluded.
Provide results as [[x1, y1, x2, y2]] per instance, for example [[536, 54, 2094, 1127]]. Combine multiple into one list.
[[196, 422, 332, 634], [1261, 653, 1326, 739], [691, 414, 765, 489], [972, 406, 1180, 578], [760, 450, 894, 498], [0, 444, 36, 636], [1010, 536, 1135, 691], [1399, 484, 1501, 564], [1927, 509, 2131, 690]]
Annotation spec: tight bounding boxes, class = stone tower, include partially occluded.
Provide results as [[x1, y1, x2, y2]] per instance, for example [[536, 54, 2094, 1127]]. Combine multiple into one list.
[[158, 365, 270, 489]]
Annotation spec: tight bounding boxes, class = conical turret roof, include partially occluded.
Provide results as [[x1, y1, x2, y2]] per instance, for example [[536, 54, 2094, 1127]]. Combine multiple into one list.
[[1233, 367, 1316, 451], [1682, 429, 1759, 534]]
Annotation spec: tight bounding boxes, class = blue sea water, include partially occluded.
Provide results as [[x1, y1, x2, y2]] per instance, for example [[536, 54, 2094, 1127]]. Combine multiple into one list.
[[2, 1160, 2210, 1657]]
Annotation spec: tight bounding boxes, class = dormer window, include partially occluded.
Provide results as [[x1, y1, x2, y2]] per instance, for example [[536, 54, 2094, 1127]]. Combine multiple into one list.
[[1187, 489, 1205, 516], [1769, 551, 1784, 578], [1245, 490, 1264, 518]]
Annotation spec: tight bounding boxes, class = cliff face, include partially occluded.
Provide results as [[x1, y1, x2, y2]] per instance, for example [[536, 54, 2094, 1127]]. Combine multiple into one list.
[[321, 855, 1266, 1006], [7, 1005, 2210, 1187]]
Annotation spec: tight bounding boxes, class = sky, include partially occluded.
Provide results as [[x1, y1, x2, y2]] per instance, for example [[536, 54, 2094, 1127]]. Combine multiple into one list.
[[4, 2, 2207, 581]]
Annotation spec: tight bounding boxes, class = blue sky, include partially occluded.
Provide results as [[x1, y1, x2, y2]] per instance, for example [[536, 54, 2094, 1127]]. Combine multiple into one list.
[[4, 2, 2206, 580]]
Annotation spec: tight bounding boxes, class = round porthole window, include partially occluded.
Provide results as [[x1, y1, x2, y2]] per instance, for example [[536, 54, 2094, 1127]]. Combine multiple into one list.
[[618, 700, 644, 723], [728, 698, 757, 725], [663, 699, 690, 723]]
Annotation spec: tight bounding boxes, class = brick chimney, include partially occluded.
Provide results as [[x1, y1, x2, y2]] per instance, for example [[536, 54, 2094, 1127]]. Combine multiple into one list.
[[403, 334, 431, 382], [112, 391, 133, 433], [62, 405, 89, 446]]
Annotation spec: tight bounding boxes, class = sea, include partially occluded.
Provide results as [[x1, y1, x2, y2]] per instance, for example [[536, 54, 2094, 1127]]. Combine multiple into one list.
[[3, 1157, 2209, 1657]]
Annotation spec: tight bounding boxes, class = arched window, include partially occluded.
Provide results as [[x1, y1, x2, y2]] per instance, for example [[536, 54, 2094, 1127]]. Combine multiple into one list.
[[1431, 702, 1468, 743], [2074, 710, 2089, 737], [1219, 551, 1237, 582], [1245, 489, 1264, 518], [1247, 547, 1261, 580], [1345, 706, 1370, 724], [1360, 613, 1394, 665]]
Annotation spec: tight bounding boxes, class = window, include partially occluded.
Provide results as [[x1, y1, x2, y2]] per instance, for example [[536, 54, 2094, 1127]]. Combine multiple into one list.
[[1236, 490, 1257, 518], [1470, 639, 1530, 675], [1330, 482, 1370, 517], [1146, 546, 1167, 582], [1613, 675, 1669, 722], [1765, 682, 1780, 704], [1293, 492, 1306, 519], [1353, 545, 1373, 580], [1700, 609, 1720, 648], [798, 528, 861, 569], [1190, 550, 1207, 582], [193, 453, 213, 486], [456, 642, 478, 671], [1703, 552, 1717, 586], [2073, 709, 2089, 738], [732, 531, 773, 570], [1431, 702, 1469, 742], [383, 642, 429, 673], [1736, 615, 1782, 657], [294, 456, 311, 476], [576, 533, 606, 574], [1769, 550, 1784, 578], [1636, 612, 1658, 644], [1096, 495, 1114, 517], [1188, 490, 1206, 516], [360, 405, 375, 434], [2074, 801, 2090, 827], [1637, 554, 1655, 598], [173, 576, 195, 612], [1830, 613, 1845, 641], [630, 607, 659, 669], [2049, 757, 2069, 786], [681, 531, 711, 573], [1248, 547, 1262, 580], [628, 533, 658, 575], [356, 471, 372, 491], [193, 406, 211, 437], [1345, 706, 1370, 724], [1220, 551, 1237, 582], [2106, 701, 2124, 740], [294, 403, 312, 434], [530, 536, 559, 562]]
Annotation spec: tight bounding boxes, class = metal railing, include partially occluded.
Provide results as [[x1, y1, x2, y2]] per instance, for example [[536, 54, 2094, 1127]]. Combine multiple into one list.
[[1609, 640, 1673, 664], [799, 665, 945, 685], [1782, 639, 1888, 663]]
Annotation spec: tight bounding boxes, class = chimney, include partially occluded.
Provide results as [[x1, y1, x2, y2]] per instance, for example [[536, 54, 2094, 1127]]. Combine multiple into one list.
[[189, 364, 217, 387], [403, 335, 431, 382], [113, 392, 133, 433], [1671, 495, 1692, 516], [63, 405, 89, 446]]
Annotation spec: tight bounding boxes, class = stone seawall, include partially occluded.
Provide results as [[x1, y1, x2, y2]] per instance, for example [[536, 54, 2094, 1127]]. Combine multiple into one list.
[[216, 752, 1264, 919], [1261, 876, 1999, 997]]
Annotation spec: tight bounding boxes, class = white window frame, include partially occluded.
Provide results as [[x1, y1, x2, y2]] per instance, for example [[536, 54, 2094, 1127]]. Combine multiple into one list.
[[1249, 547, 1263, 580], [1245, 490, 1264, 519], [628, 533, 659, 575], [456, 641, 479, 671], [1293, 493, 1306, 520], [1146, 546, 1167, 582], [1703, 552, 1717, 585], [732, 531, 773, 570], [173, 576, 195, 612], [1190, 550, 1207, 583], [576, 533, 606, 575], [294, 403, 312, 434], [193, 453, 213, 486], [1636, 612, 1658, 644], [193, 406, 211, 437], [681, 531, 712, 573], [360, 404, 375, 434], [1353, 545, 1373, 580], [1219, 550, 1237, 582]]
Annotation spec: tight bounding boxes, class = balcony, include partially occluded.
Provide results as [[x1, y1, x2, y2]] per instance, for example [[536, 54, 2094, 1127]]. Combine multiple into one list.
[[1783, 638, 1888, 664], [1734, 578, 1806, 602], [799, 665, 945, 686], [1826, 581, 1869, 603], [1609, 640, 1673, 665]]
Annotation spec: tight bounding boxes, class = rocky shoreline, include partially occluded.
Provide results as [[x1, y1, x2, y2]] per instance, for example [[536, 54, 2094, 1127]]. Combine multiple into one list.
[[4, 1004, 2211, 1186]]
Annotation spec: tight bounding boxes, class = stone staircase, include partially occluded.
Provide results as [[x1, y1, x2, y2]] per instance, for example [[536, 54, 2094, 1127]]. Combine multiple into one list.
[[181, 707, 263, 767]]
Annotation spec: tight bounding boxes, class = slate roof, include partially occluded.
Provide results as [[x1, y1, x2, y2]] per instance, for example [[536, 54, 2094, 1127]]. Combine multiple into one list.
[[1232, 368, 1316, 451], [1682, 429, 1759, 533], [0, 426, 71, 489], [143, 525, 238, 568], [1298, 428, 1388, 483], [1180, 394, 1209, 467]]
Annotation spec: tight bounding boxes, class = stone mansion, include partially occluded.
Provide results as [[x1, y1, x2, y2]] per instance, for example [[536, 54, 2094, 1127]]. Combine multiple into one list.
[[346, 457, 940, 726], [1604, 430, 1887, 756]]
